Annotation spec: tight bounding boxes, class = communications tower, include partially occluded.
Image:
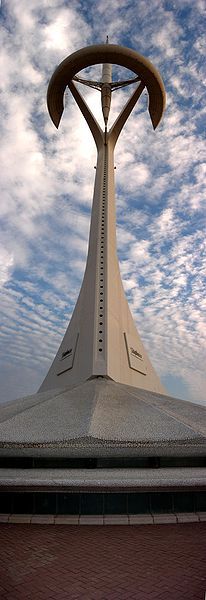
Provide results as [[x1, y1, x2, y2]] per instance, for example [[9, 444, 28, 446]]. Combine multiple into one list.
[[0, 44, 205, 520], [40, 42, 166, 394]]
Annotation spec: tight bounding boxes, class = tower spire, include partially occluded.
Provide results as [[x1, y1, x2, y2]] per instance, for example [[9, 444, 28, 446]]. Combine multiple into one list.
[[41, 44, 166, 394], [101, 60, 112, 126]]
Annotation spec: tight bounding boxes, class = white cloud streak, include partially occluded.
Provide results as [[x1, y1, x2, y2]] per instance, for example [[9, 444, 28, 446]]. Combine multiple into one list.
[[0, 0, 205, 405]]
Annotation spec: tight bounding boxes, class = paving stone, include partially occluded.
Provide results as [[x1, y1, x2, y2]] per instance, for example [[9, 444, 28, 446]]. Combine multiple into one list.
[[31, 515, 55, 524], [0, 522, 206, 599], [129, 515, 154, 524], [9, 514, 32, 523]]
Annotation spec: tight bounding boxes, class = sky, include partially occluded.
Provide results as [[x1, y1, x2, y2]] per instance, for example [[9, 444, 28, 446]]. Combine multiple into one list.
[[0, 0, 206, 406]]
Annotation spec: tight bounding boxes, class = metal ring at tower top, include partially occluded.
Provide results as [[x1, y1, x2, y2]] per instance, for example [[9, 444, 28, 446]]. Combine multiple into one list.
[[47, 44, 166, 130]]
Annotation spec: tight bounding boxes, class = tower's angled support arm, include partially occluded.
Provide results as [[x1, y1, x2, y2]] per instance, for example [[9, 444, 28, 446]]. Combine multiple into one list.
[[109, 81, 145, 148], [68, 81, 103, 149]]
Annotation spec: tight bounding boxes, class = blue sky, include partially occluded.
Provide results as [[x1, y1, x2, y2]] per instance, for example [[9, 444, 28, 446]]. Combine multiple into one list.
[[0, 0, 205, 405]]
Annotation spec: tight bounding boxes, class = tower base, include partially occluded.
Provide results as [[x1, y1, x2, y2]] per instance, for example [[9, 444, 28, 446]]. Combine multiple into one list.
[[0, 378, 206, 517]]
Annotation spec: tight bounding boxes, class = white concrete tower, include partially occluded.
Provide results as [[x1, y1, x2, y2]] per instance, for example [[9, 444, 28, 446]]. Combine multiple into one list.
[[39, 44, 166, 394]]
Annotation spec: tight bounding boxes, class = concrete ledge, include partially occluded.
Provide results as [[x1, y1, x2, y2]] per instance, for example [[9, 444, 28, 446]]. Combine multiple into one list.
[[31, 515, 55, 524], [153, 514, 177, 524], [129, 514, 154, 524], [197, 512, 206, 521], [9, 514, 32, 523], [55, 515, 79, 524], [0, 514, 10, 522], [176, 513, 199, 523], [80, 516, 104, 525], [104, 515, 129, 524], [0, 513, 204, 524], [1, 466, 206, 489]]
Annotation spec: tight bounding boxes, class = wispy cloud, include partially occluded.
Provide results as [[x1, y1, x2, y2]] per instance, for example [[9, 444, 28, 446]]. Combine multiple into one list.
[[0, 0, 205, 405]]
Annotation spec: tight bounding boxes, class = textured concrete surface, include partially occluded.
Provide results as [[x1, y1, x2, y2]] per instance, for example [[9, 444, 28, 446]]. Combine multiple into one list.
[[0, 466, 206, 489], [0, 379, 205, 456], [0, 523, 205, 599]]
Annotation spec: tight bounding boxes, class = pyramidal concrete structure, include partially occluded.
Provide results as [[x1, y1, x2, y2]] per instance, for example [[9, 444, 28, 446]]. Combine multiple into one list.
[[0, 44, 206, 516]]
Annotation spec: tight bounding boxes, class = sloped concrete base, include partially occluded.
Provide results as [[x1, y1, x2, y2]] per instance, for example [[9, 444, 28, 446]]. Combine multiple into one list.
[[0, 378, 205, 457]]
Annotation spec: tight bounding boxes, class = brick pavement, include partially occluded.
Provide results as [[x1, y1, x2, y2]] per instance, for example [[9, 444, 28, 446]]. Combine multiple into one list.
[[0, 523, 205, 599]]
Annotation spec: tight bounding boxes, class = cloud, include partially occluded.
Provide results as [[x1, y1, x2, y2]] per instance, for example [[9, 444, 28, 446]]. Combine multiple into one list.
[[0, 248, 14, 286], [0, 0, 205, 406]]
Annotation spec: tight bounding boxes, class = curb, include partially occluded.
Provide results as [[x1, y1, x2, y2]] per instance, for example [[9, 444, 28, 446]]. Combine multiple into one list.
[[0, 512, 206, 524]]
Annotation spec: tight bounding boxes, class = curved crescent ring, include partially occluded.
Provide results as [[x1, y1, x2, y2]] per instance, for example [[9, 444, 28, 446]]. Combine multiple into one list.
[[47, 44, 166, 130]]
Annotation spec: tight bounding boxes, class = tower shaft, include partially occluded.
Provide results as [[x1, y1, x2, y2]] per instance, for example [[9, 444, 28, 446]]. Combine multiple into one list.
[[40, 133, 165, 394], [101, 63, 112, 125]]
